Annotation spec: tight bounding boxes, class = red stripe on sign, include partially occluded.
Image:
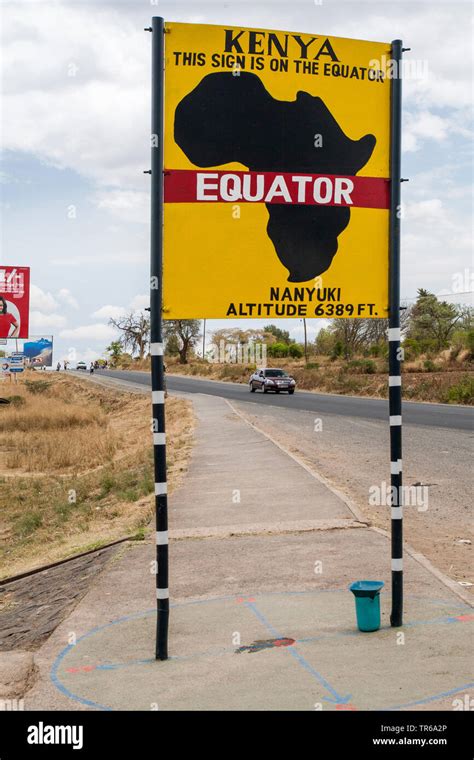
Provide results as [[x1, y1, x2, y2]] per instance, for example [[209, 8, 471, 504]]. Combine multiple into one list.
[[164, 169, 389, 210]]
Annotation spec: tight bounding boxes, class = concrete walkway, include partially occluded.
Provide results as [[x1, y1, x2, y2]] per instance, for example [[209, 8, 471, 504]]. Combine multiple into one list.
[[24, 392, 473, 711]]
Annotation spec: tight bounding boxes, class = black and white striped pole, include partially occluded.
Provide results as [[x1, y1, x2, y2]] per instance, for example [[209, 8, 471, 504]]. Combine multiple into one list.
[[388, 39, 405, 628], [148, 16, 169, 659]]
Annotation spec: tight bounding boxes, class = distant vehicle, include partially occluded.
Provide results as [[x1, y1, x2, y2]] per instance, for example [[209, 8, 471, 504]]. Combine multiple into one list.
[[249, 368, 296, 394], [76, 361, 87, 371]]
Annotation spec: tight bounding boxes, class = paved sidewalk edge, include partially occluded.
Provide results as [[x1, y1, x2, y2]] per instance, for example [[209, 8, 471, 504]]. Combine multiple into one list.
[[370, 526, 474, 608], [227, 399, 473, 609]]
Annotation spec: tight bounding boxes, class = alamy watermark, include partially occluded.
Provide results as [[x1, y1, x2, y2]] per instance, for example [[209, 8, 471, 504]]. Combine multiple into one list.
[[368, 55, 428, 81], [369, 481, 429, 511], [208, 340, 266, 365]]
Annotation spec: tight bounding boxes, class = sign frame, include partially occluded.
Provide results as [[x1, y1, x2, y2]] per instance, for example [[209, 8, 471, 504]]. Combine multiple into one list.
[[162, 22, 393, 321], [148, 18, 405, 660]]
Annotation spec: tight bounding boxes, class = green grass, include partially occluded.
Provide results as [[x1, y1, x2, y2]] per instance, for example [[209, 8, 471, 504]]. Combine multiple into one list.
[[0, 452, 155, 565], [14, 512, 43, 537], [24, 379, 52, 394]]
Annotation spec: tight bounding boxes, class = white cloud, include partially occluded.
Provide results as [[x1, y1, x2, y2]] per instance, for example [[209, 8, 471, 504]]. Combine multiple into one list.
[[59, 323, 117, 341], [30, 284, 58, 314], [403, 110, 472, 153], [401, 202, 472, 298], [404, 198, 445, 223], [56, 288, 79, 309], [128, 293, 149, 311], [50, 251, 147, 266], [91, 304, 127, 320], [30, 310, 67, 331], [2, 3, 149, 188], [94, 190, 149, 224], [91, 295, 149, 320]]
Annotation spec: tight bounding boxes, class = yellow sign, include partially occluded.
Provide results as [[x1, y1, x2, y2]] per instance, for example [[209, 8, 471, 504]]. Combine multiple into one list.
[[163, 22, 391, 319]]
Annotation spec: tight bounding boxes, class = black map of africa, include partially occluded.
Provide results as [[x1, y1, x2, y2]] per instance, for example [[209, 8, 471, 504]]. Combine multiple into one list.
[[174, 72, 376, 282]]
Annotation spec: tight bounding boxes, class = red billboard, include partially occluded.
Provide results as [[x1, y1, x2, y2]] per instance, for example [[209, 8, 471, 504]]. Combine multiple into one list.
[[0, 266, 30, 339]]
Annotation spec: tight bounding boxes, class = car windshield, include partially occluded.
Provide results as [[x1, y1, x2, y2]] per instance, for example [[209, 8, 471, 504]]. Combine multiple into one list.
[[265, 370, 288, 377]]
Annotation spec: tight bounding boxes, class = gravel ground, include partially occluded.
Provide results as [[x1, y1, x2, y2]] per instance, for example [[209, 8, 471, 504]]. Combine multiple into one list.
[[232, 399, 473, 591], [0, 545, 121, 651]]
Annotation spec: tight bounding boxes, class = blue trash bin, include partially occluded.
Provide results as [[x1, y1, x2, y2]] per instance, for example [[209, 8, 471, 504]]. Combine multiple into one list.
[[349, 580, 384, 632]]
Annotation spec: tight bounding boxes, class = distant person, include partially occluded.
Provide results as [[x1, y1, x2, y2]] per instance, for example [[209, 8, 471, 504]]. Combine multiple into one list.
[[0, 296, 19, 338], [63, 360, 68, 370], [89, 362, 94, 374], [56, 362, 61, 371]]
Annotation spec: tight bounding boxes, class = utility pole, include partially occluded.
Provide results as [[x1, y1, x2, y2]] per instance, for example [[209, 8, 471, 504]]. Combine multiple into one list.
[[388, 39, 406, 628], [303, 318, 308, 364], [148, 16, 169, 659]]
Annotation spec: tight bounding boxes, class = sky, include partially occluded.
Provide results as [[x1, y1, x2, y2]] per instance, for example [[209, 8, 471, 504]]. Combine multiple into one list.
[[1, 0, 473, 363]]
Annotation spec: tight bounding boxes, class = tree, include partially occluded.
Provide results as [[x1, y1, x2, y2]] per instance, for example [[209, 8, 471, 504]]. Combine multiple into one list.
[[109, 312, 150, 359], [314, 307, 411, 358], [162, 320, 200, 364], [314, 327, 337, 355], [164, 333, 180, 357], [106, 340, 122, 367], [407, 290, 466, 351], [263, 324, 292, 344], [327, 319, 368, 358]]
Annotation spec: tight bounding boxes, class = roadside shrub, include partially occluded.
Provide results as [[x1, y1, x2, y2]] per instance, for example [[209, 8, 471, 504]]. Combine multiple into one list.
[[444, 377, 474, 404], [468, 329, 474, 355], [402, 339, 421, 360], [423, 359, 437, 372], [450, 328, 474, 356], [347, 359, 376, 374], [369, 344, 383, 357], [117, 353, 133, 368], [337, 377, 362, 394], [6, 395, 25, 407], [288, 343, 304, 358], [267, 342, 289, 358], [363, 359, 377, 374], [220, 364, 243, 378], [305, 362, 319, 370]]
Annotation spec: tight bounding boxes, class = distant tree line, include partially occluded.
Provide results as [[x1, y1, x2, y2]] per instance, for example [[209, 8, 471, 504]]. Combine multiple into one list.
[[104, 290, 473, 366], [316, 290, 472, 359]]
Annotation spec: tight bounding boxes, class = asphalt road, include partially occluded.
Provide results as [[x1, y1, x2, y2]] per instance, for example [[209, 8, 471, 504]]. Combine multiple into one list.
[[95, 370, 473, 431]]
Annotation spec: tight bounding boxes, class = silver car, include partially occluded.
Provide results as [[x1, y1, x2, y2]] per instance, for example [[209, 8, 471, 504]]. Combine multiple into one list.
[[249, 368, 296, 394]]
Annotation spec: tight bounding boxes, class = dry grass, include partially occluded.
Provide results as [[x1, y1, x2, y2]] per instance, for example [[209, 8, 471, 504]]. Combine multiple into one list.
[[0, 373, 194, 578], [0, 378, 118, 472]]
